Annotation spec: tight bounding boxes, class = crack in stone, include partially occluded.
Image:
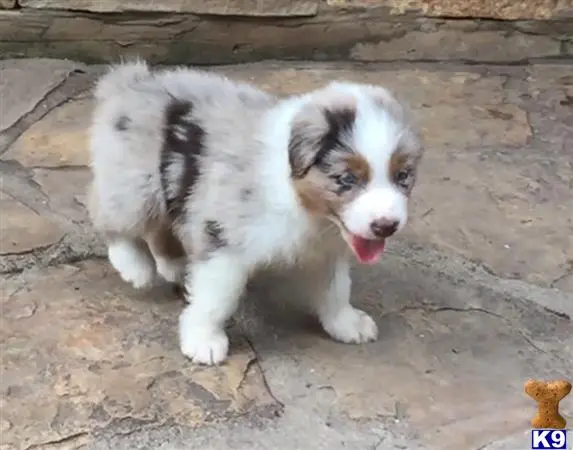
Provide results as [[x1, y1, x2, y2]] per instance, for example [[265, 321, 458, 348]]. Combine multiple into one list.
[[371, 435, 386, 450], [0, 71, 93, 155], [0, 233, 69, 257], [0, 237, 104, 275], [243, 335, 285, 416], [397, 304, 565, 360], [24, 431, 89, 450], [550, 260, 573, 289], [235, 353, 258, 394], [475, 439, 497, 450], [29, 164, 90, 171], [398, 304, 506, 320]]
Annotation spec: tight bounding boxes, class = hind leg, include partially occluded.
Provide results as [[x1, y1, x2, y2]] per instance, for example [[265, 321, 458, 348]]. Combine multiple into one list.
[[107, 236, 157, 289], [145, 225, 187, 286]]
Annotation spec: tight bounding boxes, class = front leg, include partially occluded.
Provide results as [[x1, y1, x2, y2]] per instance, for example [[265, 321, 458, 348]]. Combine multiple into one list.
[[179, 252, 248, 365], [315, 257, 378, 344]]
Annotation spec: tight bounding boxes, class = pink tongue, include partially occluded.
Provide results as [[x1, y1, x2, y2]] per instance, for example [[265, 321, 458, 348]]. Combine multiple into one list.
[[350, 236, 386, 264]]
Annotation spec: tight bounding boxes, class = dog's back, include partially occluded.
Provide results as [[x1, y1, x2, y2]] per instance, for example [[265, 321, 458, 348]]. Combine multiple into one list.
[[88, 61, 275, 238]]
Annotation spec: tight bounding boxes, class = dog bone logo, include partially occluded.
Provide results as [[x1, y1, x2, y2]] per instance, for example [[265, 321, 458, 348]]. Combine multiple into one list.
[[524, 379, 571, 429]]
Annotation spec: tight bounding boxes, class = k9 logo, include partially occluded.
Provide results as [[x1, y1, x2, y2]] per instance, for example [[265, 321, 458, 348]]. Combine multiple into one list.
[[531, 430, 568, 449]]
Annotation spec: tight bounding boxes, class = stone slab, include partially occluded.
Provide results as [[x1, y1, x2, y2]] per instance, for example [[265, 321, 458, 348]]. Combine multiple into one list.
[[19, 0, 319, 16], [0, 58, 85, 133], [327, 0, 573, 20], [351, 30, 561, 62], [1, 261, 278, 450], [2, 98, 93, 168], [240, 245, 573, 450], [1, 58, 572, 450], [32, 167, 92, 222], [0, 191, 65, 255], [0, 0, 16, 8], [0, 8, 570, 65]]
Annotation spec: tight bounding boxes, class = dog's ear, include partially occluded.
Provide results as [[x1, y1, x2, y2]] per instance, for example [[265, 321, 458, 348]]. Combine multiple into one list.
[[288, 107, 327, 179], [288, 104, 356, 179]]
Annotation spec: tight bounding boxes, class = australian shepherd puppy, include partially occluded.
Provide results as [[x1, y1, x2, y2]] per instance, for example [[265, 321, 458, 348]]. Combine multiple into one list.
[[88, 61, 424, 365]]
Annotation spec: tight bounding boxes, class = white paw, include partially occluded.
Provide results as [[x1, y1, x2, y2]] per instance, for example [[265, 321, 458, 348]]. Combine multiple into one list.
[[321, 307, 378, 344], [155, 256, 186, 284], [179, 310, 229, 365], [108, 241, 156, 289]]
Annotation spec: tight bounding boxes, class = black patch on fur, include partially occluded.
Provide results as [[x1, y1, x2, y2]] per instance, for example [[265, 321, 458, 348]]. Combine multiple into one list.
[[240, 188, 253, 201], [289, 107, 356, 179], [204, 220, 227, 250], [160, 99, 206, 219], [115, 115, 131, 131], [316, 108, 356, 167]]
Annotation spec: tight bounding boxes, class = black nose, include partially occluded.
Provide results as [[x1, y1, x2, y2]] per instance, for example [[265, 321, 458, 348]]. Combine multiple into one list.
[[370, 218, 399, 238]]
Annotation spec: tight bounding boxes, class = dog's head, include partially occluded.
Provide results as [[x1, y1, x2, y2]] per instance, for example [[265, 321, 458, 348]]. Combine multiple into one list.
[[288, 81, 423, 264]]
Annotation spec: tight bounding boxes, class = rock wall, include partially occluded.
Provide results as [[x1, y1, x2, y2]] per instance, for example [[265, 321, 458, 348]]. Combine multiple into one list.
[[0, 0, 572, 64]]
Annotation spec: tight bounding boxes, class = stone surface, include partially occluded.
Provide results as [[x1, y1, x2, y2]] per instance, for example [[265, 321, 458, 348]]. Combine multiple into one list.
[[0, 6, 570, 65], [240, 248, 573, 450], [3, 98, 93, 168], [32, 167, 92, 221], [351, 30, 561, 62], [327, 0, 573, 20], [0, 0, 16, 8], [0, 58, 86, 133], [1, 59, 572, 450], [1, 261, 278, 450], [19, 0, 319, 15], [0, 191, 65, 255]]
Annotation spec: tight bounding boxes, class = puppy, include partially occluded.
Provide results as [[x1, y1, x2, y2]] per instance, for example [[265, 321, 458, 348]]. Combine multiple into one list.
[[88, 61, 424, 365]]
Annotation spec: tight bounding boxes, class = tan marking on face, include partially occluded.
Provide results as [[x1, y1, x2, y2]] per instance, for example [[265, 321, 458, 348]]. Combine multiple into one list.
[[389, 149, 409, 181], [389, 150, 408, 175], [344, 153, 372, 184], [293, 159, 368, 218], [293, 174, 342, 217]]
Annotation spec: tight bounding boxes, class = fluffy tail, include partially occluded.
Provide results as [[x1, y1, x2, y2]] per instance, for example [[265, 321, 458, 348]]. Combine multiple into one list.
[[94, 59, 151, 101]]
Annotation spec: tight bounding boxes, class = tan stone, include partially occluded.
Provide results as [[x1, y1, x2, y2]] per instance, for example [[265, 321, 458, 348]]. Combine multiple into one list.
[[0, 58, 85, 132], [351, 30, 561, 62], [44, 14, 199, 41], [19, 0, 319, 16], [414, 0, 573, 20], [3, 98, 93, 168], [1, 261, 277, 449], [245, 254, 573, 450], [0, 7, 568, 65], [0, 0, 16, 8], [32, 168, 92, 222], [326, 0, 572, 20], [0, 192, 64, 255], [223, 66, 531, 148]]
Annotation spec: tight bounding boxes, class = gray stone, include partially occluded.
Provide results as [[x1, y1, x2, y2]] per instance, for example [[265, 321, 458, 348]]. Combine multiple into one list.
[[32, 167, 92, 222], [1, 57, 573, 450], [19, 0, 319, 16], [382, 0, 570, 20], [0, 58, 85, 133], [0, 0, 16, 8], [0, 192, 65, 255], [1, 261, 278, 449], [238, 244, 573, 450], [1, 7, 571, 65], [3, 98, 93, 168], [351, 29, 561, 62]]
